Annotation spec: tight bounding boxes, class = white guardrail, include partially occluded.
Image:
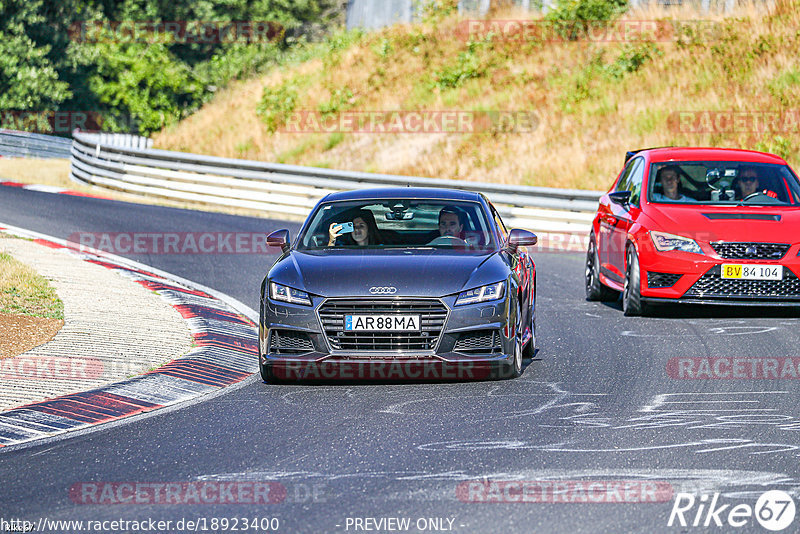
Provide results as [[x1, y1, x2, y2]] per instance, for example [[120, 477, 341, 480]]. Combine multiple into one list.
[[0, 130, 72, 159], [69, 131, 601, 234]]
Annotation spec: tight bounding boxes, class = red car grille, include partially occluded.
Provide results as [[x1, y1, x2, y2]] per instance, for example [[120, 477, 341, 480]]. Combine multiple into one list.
[[684, 266, 800, 299], [710, 242, 791, 260]]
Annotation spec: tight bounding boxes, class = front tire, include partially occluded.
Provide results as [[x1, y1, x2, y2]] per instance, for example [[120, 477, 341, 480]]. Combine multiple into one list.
[[510, 338, 523, 378], [586, 234, 618, 301], [522, 282, 536, 360], [623, 246, 648, 317]]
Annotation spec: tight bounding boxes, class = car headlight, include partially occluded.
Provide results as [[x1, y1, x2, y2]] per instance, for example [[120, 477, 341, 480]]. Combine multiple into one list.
[[650, 231, 703, 254], [269, 282, 312, 306], [455, 281, 505, 306]]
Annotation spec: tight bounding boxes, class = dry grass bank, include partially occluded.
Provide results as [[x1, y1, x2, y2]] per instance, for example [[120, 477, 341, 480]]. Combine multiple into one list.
[[0, 249, 63, 319], [154, 2, 800, 190]]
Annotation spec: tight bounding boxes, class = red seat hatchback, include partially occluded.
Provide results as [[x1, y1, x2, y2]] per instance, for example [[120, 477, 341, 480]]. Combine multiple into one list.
[[586, 147, 800, 315]]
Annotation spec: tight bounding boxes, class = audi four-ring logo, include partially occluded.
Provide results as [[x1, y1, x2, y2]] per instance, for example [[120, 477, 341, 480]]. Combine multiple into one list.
[[370, 286, 397, 294]]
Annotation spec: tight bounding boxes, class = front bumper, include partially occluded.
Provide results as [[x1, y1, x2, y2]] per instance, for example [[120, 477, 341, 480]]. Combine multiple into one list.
[[638, 244, 800, 303], [261, 294, 517, 380]]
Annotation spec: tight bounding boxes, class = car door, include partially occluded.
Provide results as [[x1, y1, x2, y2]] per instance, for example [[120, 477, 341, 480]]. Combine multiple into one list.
[[608, 158, 645, 277], [599, 157, 644, 281]]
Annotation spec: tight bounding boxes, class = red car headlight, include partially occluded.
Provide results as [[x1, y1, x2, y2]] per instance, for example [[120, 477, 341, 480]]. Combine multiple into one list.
[[650, 231, 703, 255]]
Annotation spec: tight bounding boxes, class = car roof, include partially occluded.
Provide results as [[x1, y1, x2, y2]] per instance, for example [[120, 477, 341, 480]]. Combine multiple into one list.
[[636, 147, 788, 165], [320, 187, 485, 202]]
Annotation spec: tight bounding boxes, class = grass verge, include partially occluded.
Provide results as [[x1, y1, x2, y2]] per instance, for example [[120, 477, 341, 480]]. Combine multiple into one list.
[[0, 251, 64, 319]]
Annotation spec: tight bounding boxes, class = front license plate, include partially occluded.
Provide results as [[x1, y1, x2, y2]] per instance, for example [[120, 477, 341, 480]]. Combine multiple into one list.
[[721, 264, 783, 280], [344, 315, 420, 331]]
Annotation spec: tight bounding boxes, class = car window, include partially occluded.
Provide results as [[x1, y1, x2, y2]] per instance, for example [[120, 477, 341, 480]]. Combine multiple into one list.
[[615, 158, 638, 193], [491, 206, 508, 243], [647, 161, 800, 205], [628, 158, 645, 206], [297, 199, 497, 250]]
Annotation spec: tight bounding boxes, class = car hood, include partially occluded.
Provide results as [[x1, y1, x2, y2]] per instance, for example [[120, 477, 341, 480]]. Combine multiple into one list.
[[269, 249, 506, 298], [644, 205, 800, 244]]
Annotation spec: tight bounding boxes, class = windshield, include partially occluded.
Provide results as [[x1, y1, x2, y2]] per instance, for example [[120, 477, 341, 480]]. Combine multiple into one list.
[[297, 199, 496, 251], [647, 161, 800, 206]]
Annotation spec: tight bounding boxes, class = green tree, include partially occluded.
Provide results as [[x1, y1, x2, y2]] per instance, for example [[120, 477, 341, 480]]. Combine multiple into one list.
[[0, 0, 70, 111]]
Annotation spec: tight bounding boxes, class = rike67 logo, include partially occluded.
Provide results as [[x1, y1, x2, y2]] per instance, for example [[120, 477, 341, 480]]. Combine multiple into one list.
[[668, 491, 796, 531]]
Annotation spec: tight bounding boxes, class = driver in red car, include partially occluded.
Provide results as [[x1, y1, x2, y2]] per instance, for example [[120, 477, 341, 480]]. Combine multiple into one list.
[[736, 166, 778, 199]]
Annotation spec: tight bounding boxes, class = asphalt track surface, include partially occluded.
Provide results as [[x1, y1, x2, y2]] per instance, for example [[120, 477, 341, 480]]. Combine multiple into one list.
[[1, 187, 799, 533]]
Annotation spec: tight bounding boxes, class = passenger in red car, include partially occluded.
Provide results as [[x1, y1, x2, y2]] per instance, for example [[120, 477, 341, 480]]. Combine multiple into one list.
[[652, 165, 694, 202]]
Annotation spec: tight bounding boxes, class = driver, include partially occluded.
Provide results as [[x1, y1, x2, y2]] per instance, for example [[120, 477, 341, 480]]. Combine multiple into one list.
[[438, 206, 467, 239], [736, 166, 778, 200]]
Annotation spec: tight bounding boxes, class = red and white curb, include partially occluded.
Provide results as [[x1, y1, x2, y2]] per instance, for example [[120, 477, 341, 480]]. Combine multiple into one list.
[[0, 180, 108, 199], [0, 223, 259, 449]]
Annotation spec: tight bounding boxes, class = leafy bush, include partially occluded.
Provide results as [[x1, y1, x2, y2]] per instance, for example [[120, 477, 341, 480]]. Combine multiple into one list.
[[318, 87, 355, 118], [603, 43, 660, 79], [433, 41, 490, 90], [545, 0, 629, 40], [257, 81, 300, 133]]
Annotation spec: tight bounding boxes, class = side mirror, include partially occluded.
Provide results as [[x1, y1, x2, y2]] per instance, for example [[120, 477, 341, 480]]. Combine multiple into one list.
[[506, 229, 538, 252], [267, 229, 290, 253], [609, 191, 632, 206]]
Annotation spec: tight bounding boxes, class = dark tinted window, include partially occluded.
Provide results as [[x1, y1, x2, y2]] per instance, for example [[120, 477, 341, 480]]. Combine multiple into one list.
[[628, 159, 645, 206], [647, 162, 800, 205], [298, 199, 496, 250]]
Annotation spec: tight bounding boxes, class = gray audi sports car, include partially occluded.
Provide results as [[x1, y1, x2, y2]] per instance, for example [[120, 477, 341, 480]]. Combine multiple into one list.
[[261, 187, 537, 381]]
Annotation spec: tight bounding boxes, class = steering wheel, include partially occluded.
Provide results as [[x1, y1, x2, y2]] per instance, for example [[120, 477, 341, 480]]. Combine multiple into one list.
[[426, 235, 468, 247], [742, 191, 776, 202]]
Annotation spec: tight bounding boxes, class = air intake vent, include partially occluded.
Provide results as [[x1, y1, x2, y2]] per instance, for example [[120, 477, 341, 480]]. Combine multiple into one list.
[[268, 330, 314, 354], [647, 272, 682, 288], [703, 213, 780, 221], [454, 330, 503, 354]]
